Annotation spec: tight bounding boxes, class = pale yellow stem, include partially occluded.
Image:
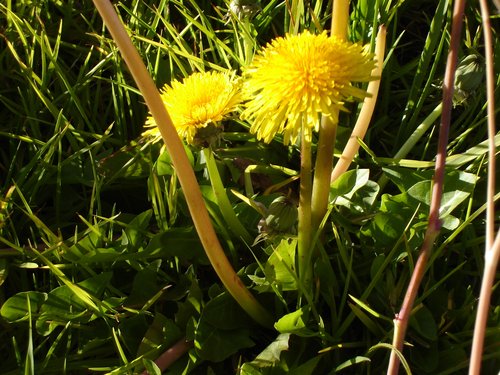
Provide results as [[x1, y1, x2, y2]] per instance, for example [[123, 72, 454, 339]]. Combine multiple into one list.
[[311, 113, 338, 231], [331, 26, 386, 184], [298, 124, 313, 289], [92, 0, 272, 327], [308, 1, 347, 233], [469, 0, 498, 372], [331, 0, 349, 39]]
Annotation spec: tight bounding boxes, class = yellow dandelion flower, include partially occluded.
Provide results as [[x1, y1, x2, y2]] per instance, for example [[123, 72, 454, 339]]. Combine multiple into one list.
[[241, 31, 376, 145], [143, 71, 241, 146]]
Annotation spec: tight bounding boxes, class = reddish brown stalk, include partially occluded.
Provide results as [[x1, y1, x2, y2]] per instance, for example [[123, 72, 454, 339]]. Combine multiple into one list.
[[142, 339, 193, 374], [386, 1, 466, 373], [468, 1, 498, 373]]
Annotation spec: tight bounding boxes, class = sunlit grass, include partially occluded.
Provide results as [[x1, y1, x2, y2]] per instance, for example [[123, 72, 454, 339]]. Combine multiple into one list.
[[0, 1, 498, 374]]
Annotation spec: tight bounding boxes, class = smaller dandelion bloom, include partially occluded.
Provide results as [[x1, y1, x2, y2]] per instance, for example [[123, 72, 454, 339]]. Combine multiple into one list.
[[143, 71, 241, 146], [241, 31, 376, 145]]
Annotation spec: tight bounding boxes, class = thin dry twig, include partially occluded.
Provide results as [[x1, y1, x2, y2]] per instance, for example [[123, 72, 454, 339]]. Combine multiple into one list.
[[387, 1, 466, 373]]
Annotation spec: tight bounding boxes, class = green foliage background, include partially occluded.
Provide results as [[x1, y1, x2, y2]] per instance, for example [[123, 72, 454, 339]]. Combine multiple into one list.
[[0, 0, 499, 374]]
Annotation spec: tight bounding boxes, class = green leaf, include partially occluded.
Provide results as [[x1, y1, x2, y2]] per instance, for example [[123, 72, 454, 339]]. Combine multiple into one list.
[[410, 339, 439, 373], [141, 359, 161, 375], [264, 239, 297, 291], [138, 315, 182, 356], [199, 293, 252, 330], [330, 169, 370, 202], [194, 293, 255, 362], [194, 324, 254, 362], [288, 355, 321, 375], [36, 272, 112, 335], [124, 261, 161, 307], [1, 291, 47, 322], [274, 306, 316, 337], [0, 258, 8, 286], [335, 356, 371, 372], [409, 305, 438, 341], [122, 209, 152, 249], [119, 314, 149, 355], [406, 170, 477, 218], [244, 333, 291, 368], [98, 145, 152, 179], [382, 167, 434, 193], [156, 145, 194, 176], [142, 227, 209, 264]]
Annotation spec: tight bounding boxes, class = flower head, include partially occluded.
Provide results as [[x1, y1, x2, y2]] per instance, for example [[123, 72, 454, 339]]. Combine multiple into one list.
[[143, 71, 241, 146], [241, 31, 375, 144]]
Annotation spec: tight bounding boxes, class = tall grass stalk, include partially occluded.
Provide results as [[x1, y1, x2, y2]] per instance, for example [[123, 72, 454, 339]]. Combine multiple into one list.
[[91, 0, 272, 328], [468, 1, 499, 373], [387, 0, 466, 373]]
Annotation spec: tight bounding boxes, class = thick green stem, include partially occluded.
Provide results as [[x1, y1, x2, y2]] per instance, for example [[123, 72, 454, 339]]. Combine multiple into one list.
[[92, 0, 272, 328], [298, 124, 313, 289], [203, 147, 252, 244], [311, 113, 338, 232]]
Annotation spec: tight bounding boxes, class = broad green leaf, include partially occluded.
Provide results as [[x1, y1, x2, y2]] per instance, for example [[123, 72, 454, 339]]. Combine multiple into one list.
[[264, 239, 297, 291], [382, 167, 434, 193], [198, 293, 252, 330], [274, 307, 316, 337], [36, 272, 112, 335], [124, 263, 162, 307], [122, 209, 152, 249], [194, 324, 254, 362], [244, 333, 291, 369], [406, 170, 477, 218], [142, 227, 209, 264], [1, 291, 47, 322], [330, 169, 370, 201], [194, 293, 254, 362], [119, 314, 149, 355], [239, 364, 264, 375], [409, 305, 438, 341]]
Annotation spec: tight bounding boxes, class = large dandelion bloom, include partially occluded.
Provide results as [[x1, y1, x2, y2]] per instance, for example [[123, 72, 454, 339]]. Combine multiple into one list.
[[241, 31, 376, 145], [143, 71, 241, 146]]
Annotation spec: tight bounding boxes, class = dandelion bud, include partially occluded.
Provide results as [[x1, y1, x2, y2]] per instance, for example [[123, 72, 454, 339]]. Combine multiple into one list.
[[454, 53, 484, 105], [265, 196, 298, 233], [229, 0, 261, 20]]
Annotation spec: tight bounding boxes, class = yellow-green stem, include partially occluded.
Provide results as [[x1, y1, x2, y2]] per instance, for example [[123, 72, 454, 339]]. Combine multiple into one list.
[[202, 147, 252, 244], [331, 0, 349, 39], [331, 25, 386, 183], [298, 124, 313, 289], [92, 0, 272, 328], [308, 0, 348, 236], [311, 113, 338, 231]]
